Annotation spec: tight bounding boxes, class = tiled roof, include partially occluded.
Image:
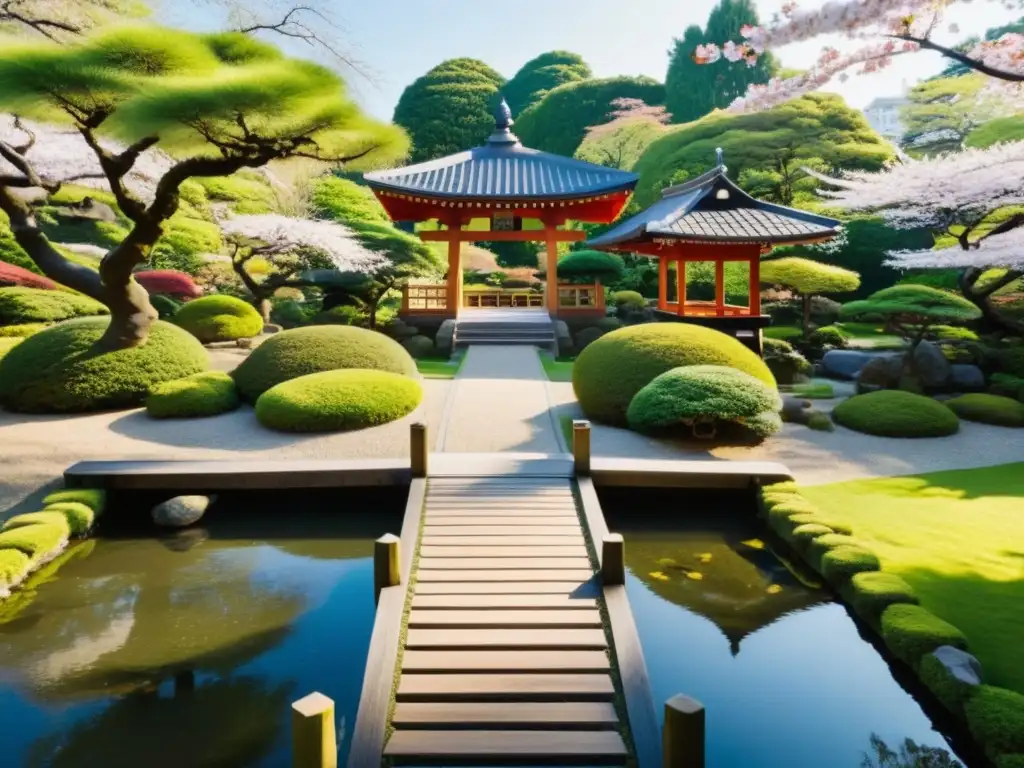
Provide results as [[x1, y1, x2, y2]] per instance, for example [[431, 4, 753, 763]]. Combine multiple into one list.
[[657, 207, 832, 240]]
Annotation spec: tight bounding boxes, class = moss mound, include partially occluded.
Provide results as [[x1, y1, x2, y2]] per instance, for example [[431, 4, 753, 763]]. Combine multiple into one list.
[[945, 393, 1024, 427], [785, 523, 835, 551], [0, 286, 108, 324], [820, 545, 881, 585], [233, 325, 418, 402], [42, 488, 105, 513], [150, 294, 181, 319], [919, 652, 974, 715], [171, 295, 263, 344], [42, 501, 96, 536], [2, 511, 72, 539], [146, 371, 240, 419], [0, 548, 31, 591], [848, 571, 919, 625], [832, 390, 960, 438], [805, 533, 862, 569], [965, 686, 1024, 760], [0, 522, 67, 561], [255, 369, 422, 433], [626, 365, 782, 442], [881, 603, 969, 670], [786, 513, 853, 537], [0, 323, 48, 338], [0, 317, 209, 413], [574, 324, 776, 425]]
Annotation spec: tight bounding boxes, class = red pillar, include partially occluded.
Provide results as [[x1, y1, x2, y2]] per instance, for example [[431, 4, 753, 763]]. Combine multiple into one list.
[[658, 256, 668, 310], [715, 260, 725, 316], [676, 258, 686, 316], [749, 255, 761, 316]]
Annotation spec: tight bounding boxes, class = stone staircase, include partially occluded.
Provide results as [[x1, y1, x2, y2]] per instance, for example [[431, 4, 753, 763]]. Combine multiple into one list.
[[454, 309, 556, 351]]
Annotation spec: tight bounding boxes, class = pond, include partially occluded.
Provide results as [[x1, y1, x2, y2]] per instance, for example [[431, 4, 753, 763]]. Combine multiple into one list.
[[0, 489, 404, 768], [598, 486, 970, 768]]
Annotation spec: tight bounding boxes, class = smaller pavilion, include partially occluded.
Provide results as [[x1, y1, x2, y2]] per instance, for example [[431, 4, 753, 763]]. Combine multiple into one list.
[[587, 150, 841, 352], [364, 99, 638, 320]]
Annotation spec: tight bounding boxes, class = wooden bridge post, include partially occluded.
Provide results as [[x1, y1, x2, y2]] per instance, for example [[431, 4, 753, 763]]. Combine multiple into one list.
[[374, 533, 401, 605], [572, 419, 591, 475], [602, 533, 624, 585], [663, 694, 705, 768], [292, 691, 337, 768], [410, 422, 427, 478]]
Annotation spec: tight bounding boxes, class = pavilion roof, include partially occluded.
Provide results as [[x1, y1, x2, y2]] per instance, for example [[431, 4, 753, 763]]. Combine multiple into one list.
[[364, 99, 638, 202], [586, 153, 841, 250]]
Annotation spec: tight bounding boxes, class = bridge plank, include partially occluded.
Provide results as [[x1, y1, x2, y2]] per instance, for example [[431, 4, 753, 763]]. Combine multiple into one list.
[[401, 650, 610, 673], [414, 581, 595, 594], [412, 594, 596, 609], [418, 557, 592, 571], [405, 628, 608, 650], [416, 569, 593, 582], [408, 609, 603, 628], [425, 514, 580, 523], [419, 545, 588, 558], [383, 730, 627, 759], [397, 673, 614, 700], [391, 701, 618, 727], [422, 526, 582, 537]]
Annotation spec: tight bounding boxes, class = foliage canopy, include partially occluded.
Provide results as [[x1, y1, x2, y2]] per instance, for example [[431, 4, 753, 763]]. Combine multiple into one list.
[[502, 51, 591, 117]]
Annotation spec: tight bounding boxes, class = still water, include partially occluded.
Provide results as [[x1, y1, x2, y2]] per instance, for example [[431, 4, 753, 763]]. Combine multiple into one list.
[[0, 495, 401, 768], [599, 487, 966, 768]]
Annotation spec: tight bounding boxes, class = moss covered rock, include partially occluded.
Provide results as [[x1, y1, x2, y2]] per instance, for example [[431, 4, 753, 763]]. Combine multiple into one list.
[[42, 501, 96, 536], [805, 533, 862, 570], [171, 295, 263, 344], [42, 488, 105, 513], [255, 369, 422, 433], [146, 371, 240, 419], [965, 685, 1024, 761], [0, 287, 108, 324], [0, 522, 67, 562], [820, 545, 881, 585], [919, 652, 975, 715], [0, 317, 209, 413], [881, 604, 968, 670], [233, 325, 417, 402], [832, 390, 960, 437], [848, 571, 919, 625], [574, 323, 776, 425], [2, 511, 72, 539], [0, 548, 31, 593], [945, 393, 1024, 427], [785, 523, 835, 551]]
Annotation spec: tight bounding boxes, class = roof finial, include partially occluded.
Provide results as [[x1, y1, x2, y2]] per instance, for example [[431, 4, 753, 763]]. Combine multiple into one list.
[[715, 147, 724, 167], [495, 96, 513, 131]]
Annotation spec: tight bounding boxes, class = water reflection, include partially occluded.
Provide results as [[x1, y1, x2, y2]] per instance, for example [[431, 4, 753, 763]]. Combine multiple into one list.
[[0, 508, 397, 767], [599, 487, 963, 768]]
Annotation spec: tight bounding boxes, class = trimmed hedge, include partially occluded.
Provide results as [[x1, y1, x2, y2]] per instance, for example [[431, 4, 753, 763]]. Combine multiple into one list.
[[964, 686, 1024, 761], [820, 545, 881, 585], [171, 295, 263, 344], [0, 261, 58, 290], [920, 652, 975, 715], [42, 488, 106, 513], [401, 335, 435, 359], [42, 501, 96, 536], [0, 287, 108, 324], [611, 290, 646, 309], [150, 294, 181, 319], [233, 325, 418, 402], [848, 571, 919, 625], [0, 323, 48, 338], [787, 513, 853, 536], [146, 371, 240, 419], [805, 533, 862, 569], [255, 369, 423, 433], [945, 393, 1024, 427], [786, 523, 835, 551], [832, 390, 961, 437], [0, 549, 31, 592], [881, 603, 969, 670], [0, 522, 67, 561], [0, 317, 209, 413], [574, 323, 776, 426], [2, 511, 71, 539]]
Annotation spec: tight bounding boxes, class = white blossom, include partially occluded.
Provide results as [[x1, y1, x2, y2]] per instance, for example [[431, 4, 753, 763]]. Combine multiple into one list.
[[886, 228, 1024, 269], [219, 213, 385, 273]]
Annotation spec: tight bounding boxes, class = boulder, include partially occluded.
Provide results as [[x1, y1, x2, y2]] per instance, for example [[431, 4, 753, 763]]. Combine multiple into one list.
[[766, 349, 812, 385], [855, 355, 904, 394], [262, 323, 283, 335], [950, 364, 985, 391], [435, 319, 456, 357], [822, 350, 876, 380], [554, 320, 573, 358], [780, 396, 812, 423], [54, 196, 118, 223], [929, 645, 982, 687], [152, 495, 215, 528], [912, 341, 952, 389]]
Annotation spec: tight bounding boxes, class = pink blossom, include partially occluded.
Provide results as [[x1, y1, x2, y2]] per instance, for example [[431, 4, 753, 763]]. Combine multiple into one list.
[[885, 228, 1024, 269]]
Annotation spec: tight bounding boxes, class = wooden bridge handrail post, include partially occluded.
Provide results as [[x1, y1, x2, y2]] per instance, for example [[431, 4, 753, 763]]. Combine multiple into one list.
[[292, 691, 338, 768], [602, 533, 624, 585], [663, 694, 705, 768], [374, 533, 401, 605], [410, 422, 427, 478], [572, 419, 591, 475]]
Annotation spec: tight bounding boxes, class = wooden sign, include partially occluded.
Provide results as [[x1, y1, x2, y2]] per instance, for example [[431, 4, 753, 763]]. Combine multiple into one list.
[[491, 212, 520, 231]]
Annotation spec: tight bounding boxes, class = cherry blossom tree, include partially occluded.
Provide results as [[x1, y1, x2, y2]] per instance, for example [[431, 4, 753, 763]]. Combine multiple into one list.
[[809, 141, 1024, 330], [576, 98, 672, 170], [693, 0, 1024, 113], [220, 213, 384, 322]]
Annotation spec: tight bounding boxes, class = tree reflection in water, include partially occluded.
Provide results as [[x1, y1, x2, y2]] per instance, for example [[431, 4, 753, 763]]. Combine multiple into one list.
[[861, 734, 962, 768]]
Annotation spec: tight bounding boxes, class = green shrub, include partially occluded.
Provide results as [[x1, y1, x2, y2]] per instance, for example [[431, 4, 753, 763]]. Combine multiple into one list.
[[0, 522, 67, 561], [149, 216, 223, 272], [611, 290, 646, 309], [989, 373, 1024, 401], [919, 652, 974, 715], [764, 498, 818, 518], [964, 686, 1024, 760], [0, 548, 31, 591], [932, 325, 979, 341], [2, 511, 72, 539], [764, 480, 800, 494], [595, 317, 623, 332], [255, 369, 422, 433], [1, 337, 20, 361], [996, 755, 1024, 768], [0, 317, 209, 413], [311, 176, 389, 224], [786, 523, 835, 551], [820, 545, 881, 584], [0, 287, 108, 324], [42, 488, 106, 513], [150, 294, 181, 319], [232, 325, 417, 402], [996, 346, 1024, 378], [764, 337, 812, 385], [146, 371, 240, 419], [171, 295, 263, 343], [832, 390, 961, 437], [574, 323, 776, 425], [808, 325, 848, 348], [945, 393, 1024, 427], [43, 501, 96, 536], [401, 335, 434, 359], [787, 513, 853, 536], [313, 305, 365, 326], [881, 604, 969, 670], [848, 571, 919, 625], [0, 323, 48, 338], [196, 172, 276, 213], [626, 365, 782, 441], [806, 411, 836, 431], [785, 381, 836, 399], [805, 533, 862, 569], [271, 299, 311, 328]]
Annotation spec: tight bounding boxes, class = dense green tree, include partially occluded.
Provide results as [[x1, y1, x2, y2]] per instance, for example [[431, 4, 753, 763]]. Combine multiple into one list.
[[759, 257, 861, 337], [514, 76, 666, 156], [738, 151, 830, 206], [632, 93, 893, 207], [311, 176, 389, 225], [392, 58, 505, 163], [900, 73, 999, 157], [503, 51, 591, 117], [575, 99, 670, 171], [665, 0, 777, 124]]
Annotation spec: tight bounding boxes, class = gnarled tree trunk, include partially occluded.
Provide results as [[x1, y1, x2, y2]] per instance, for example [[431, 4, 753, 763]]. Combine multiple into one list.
[[959, 266, 1024, 336]]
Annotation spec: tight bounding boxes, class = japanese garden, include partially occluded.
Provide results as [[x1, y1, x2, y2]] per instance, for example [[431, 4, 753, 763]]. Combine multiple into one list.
[[0, 0, 1022, 766]]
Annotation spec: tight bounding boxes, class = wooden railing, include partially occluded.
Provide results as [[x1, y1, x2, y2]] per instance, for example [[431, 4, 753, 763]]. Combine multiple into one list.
[[402, 284, 448, 313], [401, 282, 606, 314], [557, 283, 604, 311], [463, 287, 544, 308], [663, 300, 751, 317]]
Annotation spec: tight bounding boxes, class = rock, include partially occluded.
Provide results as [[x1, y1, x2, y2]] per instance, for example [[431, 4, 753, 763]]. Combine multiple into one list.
[[822, 350, 877, 380], [262, 323, 283, 335], [152, 495, 214, 528], [912, 341, 952, 389], [780, 396, 812, 423], [766, 348, 812, 385], [855, 355, 904, 393], [54, 196, 118, 223], [236, 337, 254, 349], [554, 320, 573, 357], [929, 646, 982, 687], [435, 319, 456, 357], [950, 364, 985, 391]]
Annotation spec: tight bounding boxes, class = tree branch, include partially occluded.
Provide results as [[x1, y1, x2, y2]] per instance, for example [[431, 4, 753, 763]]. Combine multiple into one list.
[[892, 34, 1024, 82], [0, 2, 82, 41], [77, 127, 154, 223]]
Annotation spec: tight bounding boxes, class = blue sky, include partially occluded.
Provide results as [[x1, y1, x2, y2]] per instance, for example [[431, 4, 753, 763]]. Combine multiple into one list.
[[161, 0, 1022, 120]]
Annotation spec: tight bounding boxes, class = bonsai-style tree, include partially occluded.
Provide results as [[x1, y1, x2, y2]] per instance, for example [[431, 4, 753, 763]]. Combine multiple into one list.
[[0, 26, 407, 350], [759, 257, 861, 337], [221, 213, 384, 322], [536, 249, 625, 290]]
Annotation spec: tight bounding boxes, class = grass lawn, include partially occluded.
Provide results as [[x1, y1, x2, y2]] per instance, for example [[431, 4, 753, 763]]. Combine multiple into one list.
[[781, 380, 835, 399], [801, 463, 1024, 695], [764, 325, 802, 341], [539, 353, 574, 382], [416, 357, 462, 380]]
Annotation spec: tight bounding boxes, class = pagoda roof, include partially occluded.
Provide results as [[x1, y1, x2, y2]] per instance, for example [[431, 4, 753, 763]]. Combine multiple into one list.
[[587, 152, 840, 250], [364, 99, 638, 202]]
